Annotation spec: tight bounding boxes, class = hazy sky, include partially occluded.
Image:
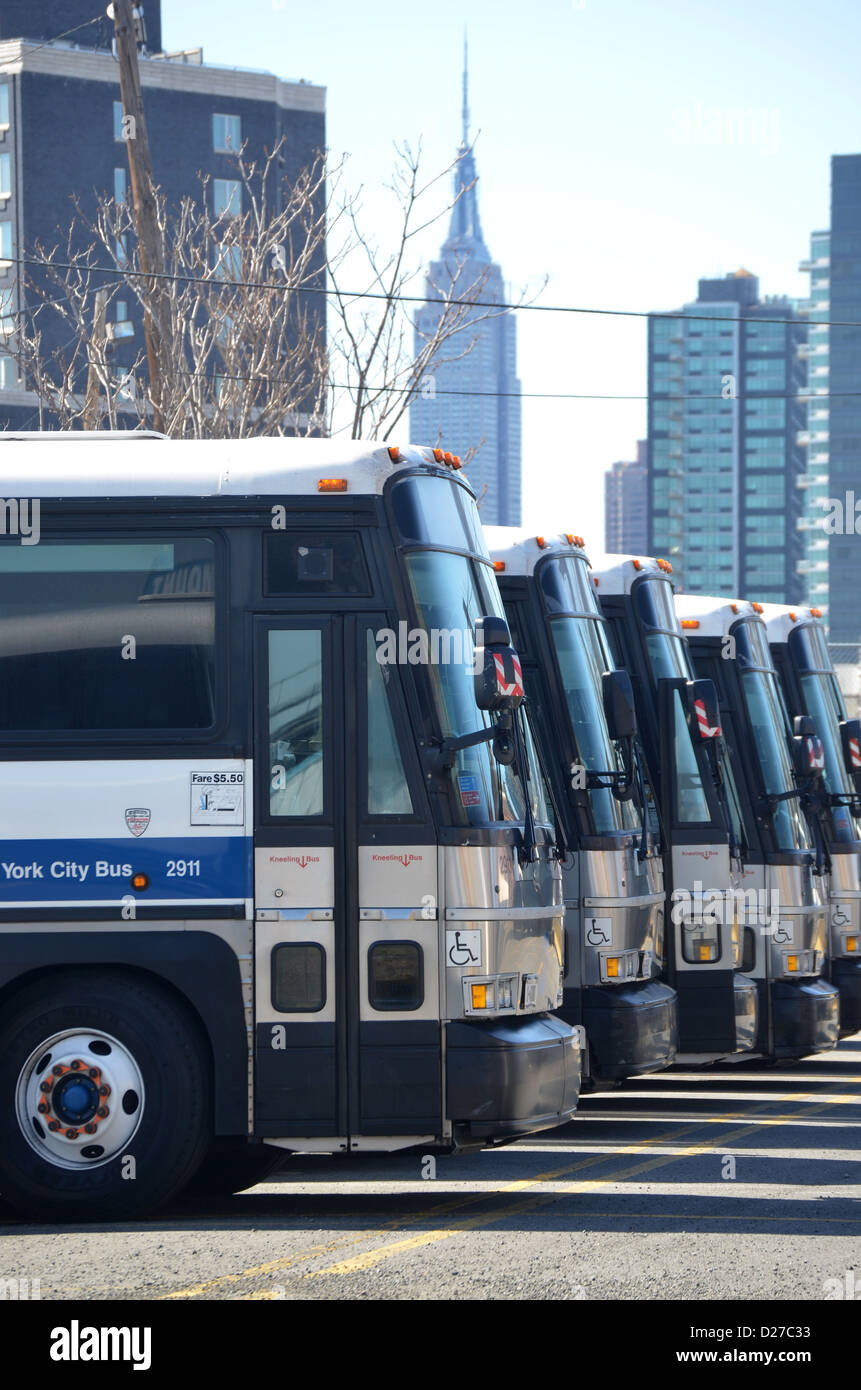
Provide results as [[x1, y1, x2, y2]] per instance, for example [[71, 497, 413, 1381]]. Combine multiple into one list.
[[163, 0, 861, 549]]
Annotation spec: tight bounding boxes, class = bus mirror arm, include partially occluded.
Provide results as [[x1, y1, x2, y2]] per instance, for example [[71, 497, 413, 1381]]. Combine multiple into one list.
[[426, 714, 514, 775]]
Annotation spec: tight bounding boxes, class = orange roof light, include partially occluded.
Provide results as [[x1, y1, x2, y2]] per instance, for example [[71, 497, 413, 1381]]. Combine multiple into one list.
[[536, 536, 547, 549], [789, 612, 797, 621], [656, 558, 673, 573], [731, 603, 739, 614], [451, 454, 463, 469], [593, 577, 599, 587], [810, 607, 823, 618], [751, 602, 764, 614], [632, 560, 642, 571], [318, 478, 348, 493], [493, 560, 506, 572], [681, 619, 700, 629], [432, 448, 444, 463], [387, 446, 402, 463], [564, 532, 575, 545]]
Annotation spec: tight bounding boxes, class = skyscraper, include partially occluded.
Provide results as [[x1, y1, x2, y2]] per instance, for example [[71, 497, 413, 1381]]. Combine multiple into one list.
[[648, 270, 806, 600], [604, 441, 648, 552], [825, 155, 861, 649], [0, 0, 324, 429], [409, 43, 521, 524]]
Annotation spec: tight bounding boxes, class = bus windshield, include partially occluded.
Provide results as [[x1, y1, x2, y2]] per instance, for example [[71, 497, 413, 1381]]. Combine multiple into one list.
[[536, 555, 637, 833], [391, 474, 548, 830], [736, 622, 812, 852]]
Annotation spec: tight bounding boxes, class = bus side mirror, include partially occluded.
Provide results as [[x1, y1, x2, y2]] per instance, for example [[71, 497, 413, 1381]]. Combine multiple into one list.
[[602, 669, 637, 741], [473, 616, 524, 712], [689, 678, 721, 739], [840, 718, 861, 778], [791, 725, 825, 780]]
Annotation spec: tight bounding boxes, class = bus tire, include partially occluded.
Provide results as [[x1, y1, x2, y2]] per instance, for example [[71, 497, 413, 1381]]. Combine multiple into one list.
[[182, 1140, 283, 1198], [0, 971, 212, 1222]]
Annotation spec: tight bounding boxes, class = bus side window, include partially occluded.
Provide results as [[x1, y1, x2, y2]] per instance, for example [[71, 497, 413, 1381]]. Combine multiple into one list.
[[742, 926, 757, 973], [268, 629, 325, 817], [365, 629, 413, 816]]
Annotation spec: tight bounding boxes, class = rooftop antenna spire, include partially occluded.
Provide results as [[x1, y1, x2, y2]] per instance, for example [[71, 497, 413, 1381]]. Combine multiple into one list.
[[462, 29, 469, 147]]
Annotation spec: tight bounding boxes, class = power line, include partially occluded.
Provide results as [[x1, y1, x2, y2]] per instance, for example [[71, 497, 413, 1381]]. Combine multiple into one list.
[[13, 253, 861, 330], [0, 16, 105, 70]]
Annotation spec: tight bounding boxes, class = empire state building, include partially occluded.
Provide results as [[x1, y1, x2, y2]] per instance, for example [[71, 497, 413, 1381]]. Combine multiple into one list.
[[410, 46, 522, 525]]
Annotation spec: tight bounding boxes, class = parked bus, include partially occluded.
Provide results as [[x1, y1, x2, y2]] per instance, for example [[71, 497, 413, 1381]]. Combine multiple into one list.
[[676, 595, 839, 1058], [484, 529, 677, 1086], [592, 555, 757, 1061], [762, 602, 861, 1036], [0, 434, 579, 1220]]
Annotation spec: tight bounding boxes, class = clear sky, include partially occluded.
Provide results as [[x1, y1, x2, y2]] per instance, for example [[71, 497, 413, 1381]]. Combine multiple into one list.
[[163, 0, 861, 550]]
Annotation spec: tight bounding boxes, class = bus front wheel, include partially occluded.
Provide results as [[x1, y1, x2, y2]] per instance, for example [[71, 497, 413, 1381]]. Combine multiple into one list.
[[0, 971, 212, 1222]]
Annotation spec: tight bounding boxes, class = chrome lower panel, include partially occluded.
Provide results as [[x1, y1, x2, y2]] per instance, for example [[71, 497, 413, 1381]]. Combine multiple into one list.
[[564, 846, 665, 988]]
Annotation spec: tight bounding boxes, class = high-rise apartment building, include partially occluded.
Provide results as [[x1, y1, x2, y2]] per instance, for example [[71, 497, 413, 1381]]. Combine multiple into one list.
[[797, 229, 831, 617], [826, 155, 861, 648], [409, 48, 521, 524], [0, 0, 325, 428], [604, 440, 648, 552], [648, 270, 806, 600]]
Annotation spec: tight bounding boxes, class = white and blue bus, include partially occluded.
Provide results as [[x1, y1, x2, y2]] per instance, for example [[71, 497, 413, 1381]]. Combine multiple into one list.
[[0, 434, 579, 1220]]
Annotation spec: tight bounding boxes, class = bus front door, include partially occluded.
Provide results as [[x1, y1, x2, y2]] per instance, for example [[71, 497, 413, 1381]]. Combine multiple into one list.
[[252, 616, 442, 1150]]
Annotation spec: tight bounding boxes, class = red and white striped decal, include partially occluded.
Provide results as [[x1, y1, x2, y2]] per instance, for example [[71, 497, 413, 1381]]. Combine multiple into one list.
[[849, 737, 861, 769], [694, 697, 721, 739], [808, 737, 825, 771], [493, 652, 524, 699]]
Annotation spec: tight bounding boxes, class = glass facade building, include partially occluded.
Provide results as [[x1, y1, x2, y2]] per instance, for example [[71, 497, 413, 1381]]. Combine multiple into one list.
[[797, 230, 831, 618], [827, 156, 861, 648], [604, 442, 648, 553], [648, 270, 806, 601]]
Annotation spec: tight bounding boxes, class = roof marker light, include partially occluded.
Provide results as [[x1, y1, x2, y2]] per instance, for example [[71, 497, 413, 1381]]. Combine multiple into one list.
[[493, 560, 506, 572], [593, 577, 599, 587], [564, 532, 575, 545], [731, 603, 739, 614], [632, 560, 642, 570], [751, 602, 764, 614], [789, 612, 797, 621], [681, 619, 700, 629], [318, 478, 348, 493], [810, 607, 823, 618], [451, 454, 463, 469], [536, 536, 547, 549], [443, 452, 453, 465], [387, 446, 401, 463], [432, 448, 444, 463]]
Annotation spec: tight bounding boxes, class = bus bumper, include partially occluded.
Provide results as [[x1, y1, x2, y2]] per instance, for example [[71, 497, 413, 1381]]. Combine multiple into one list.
[[772, 977, 840, 1057], [446, 1014, 580, 1144], [581, 979, 678, 1081], [830, 957, 861, 1038], [733, 973, 758, 1052]]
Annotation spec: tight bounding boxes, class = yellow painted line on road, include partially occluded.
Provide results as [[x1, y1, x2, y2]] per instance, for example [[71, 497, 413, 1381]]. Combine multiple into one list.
[[163, 1081, 855, 1299], [302, 1090, 857, 1281]]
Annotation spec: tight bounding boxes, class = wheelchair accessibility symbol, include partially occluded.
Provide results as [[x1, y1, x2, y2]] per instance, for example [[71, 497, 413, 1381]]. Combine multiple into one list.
[[445, 929, 482, 968], [833, 905, 851, 929], [772, 922, 792, 945], [586, 917, 612, 947]]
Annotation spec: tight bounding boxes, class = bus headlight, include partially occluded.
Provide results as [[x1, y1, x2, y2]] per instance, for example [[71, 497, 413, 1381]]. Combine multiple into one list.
[[599, 950, 639, 983], [783, 950, 816, 976], [845, 936, 858, 954], [463, 975, 520, 1015]]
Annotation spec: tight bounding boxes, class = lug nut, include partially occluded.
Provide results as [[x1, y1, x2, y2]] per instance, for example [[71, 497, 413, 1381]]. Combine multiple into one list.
[[52, 1065, 63, 1076], [84, 1123, 97, 1135], [65, 1128, 78, 1139], [97, 1107, 109, 1118], [40, 1080, 51, 1093], [48, 1120, 61, 1131], [88, 1068, 100, 1078], [37, 1102, 49, 1114], [98, 1085, 110, 1097], [70, 1060, 81, 1070]]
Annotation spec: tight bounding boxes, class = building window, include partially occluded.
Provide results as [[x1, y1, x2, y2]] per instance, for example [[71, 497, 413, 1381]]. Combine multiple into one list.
[[114, 235, 128, 266], [0, 286, 12, 333], [212, 113, 241, 153], [0, 86, 9, 127], [213, 178, 241, 218], [0, 220, 13, 268], [0, 353, 14, 387], [113, 100, 125, 141], [114, 166, 127, 203], [0, 153, 10, 198]]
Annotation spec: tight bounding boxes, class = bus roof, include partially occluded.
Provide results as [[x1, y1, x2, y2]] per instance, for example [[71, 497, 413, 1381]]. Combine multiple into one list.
[[589, 551, 674, 596], [483, 527, 588, 576], [760, 602, 825, 646], [0, 435, 467, 499], [675, 593, 762, 641]]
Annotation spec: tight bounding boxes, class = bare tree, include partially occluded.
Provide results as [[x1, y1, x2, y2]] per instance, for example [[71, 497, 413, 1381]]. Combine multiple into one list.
[[11, 139, 542, 441], [326, 139, 543, 444], [13, 140, 332, 436]]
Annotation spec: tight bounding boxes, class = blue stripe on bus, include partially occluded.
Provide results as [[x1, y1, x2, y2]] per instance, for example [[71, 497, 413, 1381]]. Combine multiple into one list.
[[0, 838, 252, 901]]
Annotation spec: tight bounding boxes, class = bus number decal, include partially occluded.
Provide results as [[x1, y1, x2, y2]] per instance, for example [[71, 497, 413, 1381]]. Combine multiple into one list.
[[166, 859, 201, 877]]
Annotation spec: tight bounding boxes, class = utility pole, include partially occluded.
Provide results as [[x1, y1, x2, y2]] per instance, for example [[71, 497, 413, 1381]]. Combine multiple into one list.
[[83, 288, 108, 430], [110, 0, 168, 432]]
